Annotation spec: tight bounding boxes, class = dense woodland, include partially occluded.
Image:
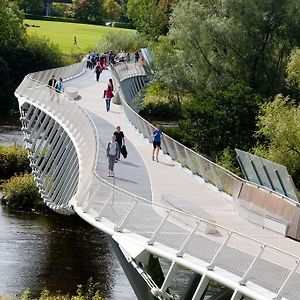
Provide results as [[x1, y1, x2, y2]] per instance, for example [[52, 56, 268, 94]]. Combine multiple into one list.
[[0, 0, 300, 191]]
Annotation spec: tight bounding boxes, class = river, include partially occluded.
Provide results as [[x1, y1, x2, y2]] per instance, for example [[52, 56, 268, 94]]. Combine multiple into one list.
[[0, 122, 135, 299]]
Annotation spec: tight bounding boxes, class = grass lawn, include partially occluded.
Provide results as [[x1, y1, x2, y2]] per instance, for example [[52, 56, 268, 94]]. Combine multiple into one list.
[[25, 19, 134, 54]]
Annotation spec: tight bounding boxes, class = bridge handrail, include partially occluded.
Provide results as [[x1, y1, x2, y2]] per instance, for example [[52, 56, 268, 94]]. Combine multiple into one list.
[[110, 63, 300, 230], [16, 61, 300, 299]]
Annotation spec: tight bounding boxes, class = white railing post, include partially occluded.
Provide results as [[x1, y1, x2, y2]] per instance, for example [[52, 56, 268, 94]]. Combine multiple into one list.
[[207, 232, 232, 270], [177, 221, 200, 257], [239, 245, 266, 285], [114, 197, 138, 232], [274, 260, 300, 299], [148, 210, 171, 245]]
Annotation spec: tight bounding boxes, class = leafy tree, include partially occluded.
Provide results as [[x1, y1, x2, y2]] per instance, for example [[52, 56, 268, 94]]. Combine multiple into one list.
[[254, 95, 300, 188], [154, 0, 300, 96], [18, 0, 44, 15], [0, 0, 25, 49], [127, 0, 177, 39], [102, 0, 121, 21], [0, 58, 15, 111], [179, 84, 264, 159], [71, 0, 103, 22]]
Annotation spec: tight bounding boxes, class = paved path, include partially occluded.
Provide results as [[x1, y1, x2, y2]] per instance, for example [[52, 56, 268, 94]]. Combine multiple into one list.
[[65, 69, 300, 259]]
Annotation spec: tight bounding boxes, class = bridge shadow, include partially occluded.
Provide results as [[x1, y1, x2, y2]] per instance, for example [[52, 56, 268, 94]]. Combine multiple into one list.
[[114, 176, 138, 184], [118, 160, 140, 168], [157, 161, 176, 167]]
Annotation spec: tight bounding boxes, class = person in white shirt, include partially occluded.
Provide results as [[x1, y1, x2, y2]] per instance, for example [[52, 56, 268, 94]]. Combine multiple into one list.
[[106, 135, 120, 177]]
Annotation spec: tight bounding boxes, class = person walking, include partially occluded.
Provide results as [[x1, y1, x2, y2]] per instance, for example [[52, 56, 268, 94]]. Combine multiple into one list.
[[48, 75, 57, 89], [106, 135, 120, 177], [103, 85, 114, 112], [134, 51, 140, 63], [108, 78, 114, 91], [55, 78, 63, 93], [152, 125, 163, 162], [95, 62, 102, 82], [113, 126, 125, 160]]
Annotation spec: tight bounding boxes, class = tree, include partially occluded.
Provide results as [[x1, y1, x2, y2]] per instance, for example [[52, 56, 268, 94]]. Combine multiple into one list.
[[126, 0, 177, 39], [102, 0, 121, 21], [71, 0, 103, 22], [154, 0, 300, 96], [0, 0, 25, 49], [18, 0, 44, 15], [254, 95, 300, 188], [179, 84, 263, 160]]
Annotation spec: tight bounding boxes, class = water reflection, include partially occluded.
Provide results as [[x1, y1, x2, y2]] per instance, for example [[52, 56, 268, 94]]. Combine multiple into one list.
[[0, 206, 135, 299]]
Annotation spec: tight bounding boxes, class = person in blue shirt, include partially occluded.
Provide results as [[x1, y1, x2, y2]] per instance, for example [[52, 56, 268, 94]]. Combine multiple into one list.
[[152, 125, 162, 162]]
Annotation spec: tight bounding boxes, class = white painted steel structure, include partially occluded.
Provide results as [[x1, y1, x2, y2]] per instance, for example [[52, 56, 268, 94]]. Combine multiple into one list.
[[15, 61, 300, 300]]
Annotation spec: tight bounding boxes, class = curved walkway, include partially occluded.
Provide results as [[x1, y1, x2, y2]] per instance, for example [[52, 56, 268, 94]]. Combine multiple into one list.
[[64, 69, 300, 259]]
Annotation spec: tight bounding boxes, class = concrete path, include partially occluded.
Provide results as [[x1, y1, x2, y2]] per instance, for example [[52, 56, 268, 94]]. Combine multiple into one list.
[[65, 69, 300, 259]]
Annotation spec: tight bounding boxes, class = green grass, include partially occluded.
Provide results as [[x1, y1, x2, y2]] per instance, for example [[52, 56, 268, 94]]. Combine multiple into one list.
[[25, 19, 134, 54]]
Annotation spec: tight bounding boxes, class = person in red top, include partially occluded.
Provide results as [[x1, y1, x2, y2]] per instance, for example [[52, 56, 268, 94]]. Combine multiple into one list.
[[103, 85, 114, 112]]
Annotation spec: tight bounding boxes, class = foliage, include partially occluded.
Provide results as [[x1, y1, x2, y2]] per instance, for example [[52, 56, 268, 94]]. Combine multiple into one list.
[[139, 82, 182, 121], [216, 147, 242, 176], [102, 0, 121, 21], [0, 57, 15, 111], [0, 145, 31, 179], [18, 0, 44, 15], [71, 0, 103, 23], [95, 31, 146, 53], [2, 173, 43, 210], [287, 48, 300, 95], [112, 22, 135, 29], [17, 278, 105, 300], [154, 0, 300, 97], [51, 3, 73, 17], [179, 84, 264, 160], [24, 14, 102, 25], [0, 0, 25, 49], [126, 0, 177, 40], [254, 94, 300, 188]]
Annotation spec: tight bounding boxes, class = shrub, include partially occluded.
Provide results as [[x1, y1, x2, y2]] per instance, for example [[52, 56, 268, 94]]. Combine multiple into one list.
[[2, 173, 43, 210], [95, 31, 146, 53], [24, 14, 104, 25], [139, 100, 181, 121], [0, 145, 31, 179], [112, 22, 135, 29]]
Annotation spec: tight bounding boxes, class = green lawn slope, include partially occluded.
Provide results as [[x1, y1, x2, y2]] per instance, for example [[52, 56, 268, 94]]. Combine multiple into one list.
[[25, 19, 134, 54]]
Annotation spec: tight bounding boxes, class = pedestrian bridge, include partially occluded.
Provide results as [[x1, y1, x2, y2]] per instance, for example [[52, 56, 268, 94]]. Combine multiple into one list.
[[15, 60, 300, 300]]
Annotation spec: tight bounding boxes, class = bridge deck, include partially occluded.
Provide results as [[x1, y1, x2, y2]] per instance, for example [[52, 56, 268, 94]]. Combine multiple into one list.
[[65, 69, 300, 259]]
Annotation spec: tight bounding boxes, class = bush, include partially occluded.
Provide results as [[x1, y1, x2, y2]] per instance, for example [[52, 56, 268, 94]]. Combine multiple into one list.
[[2, 173, 43, 210], [112, 22, 135, 29], [0, 145, 31, 179], [95, 31, 146, 53], [24, 14, 104, 25], [139, 100, 181, 121]]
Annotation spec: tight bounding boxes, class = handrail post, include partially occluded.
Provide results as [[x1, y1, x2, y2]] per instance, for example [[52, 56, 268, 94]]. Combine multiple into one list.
[[207, 232, 232, 270], [95, 190, 114, 221], [114, 197, 138, 232], [274, 260, 299, 299], [239, 245, 266, 285], [148, 210, 171, 245], [177, 221, 200, 257]]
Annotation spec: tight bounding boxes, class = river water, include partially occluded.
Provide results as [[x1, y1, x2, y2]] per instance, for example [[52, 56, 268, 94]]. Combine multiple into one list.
[[0, 123, 135, 298]]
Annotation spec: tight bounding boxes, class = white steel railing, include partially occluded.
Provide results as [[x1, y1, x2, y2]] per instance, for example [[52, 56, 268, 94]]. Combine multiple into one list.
[[110, 63, 300, 233], [15, 61, 300, 300]]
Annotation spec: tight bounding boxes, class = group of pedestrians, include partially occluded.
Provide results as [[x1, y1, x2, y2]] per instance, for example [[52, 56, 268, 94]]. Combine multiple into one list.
[[48, 75, 64, 93]]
